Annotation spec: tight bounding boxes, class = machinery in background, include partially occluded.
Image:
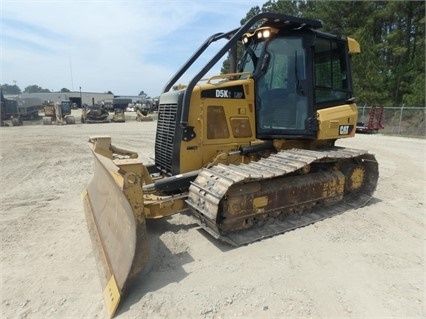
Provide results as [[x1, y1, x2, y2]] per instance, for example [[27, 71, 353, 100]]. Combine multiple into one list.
[[111, 108, 125, 123], [1, 91, 22, 126], [81, 104, 110, 123], [135, 106, 153, 121], [42, 101, 56, 124], [43, 100, 75, 125], [113, 98, 132, 110], [356, 106, 384, 133], [17, 97, 42, 120]]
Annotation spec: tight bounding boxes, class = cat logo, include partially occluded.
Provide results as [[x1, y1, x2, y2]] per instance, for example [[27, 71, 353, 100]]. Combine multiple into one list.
[[339, 125, 352, 135]]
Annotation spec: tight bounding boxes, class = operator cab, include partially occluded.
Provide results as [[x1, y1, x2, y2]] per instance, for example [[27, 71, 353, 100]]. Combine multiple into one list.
[[239, 24, 355, 139]]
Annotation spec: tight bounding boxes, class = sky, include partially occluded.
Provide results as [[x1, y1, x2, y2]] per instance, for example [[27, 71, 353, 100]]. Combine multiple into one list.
[[1, 0, 266, 97]]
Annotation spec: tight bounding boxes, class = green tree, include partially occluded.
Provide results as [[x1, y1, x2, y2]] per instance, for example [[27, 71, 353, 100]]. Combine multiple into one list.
[[139, 91, 149, 99], [0, 84, 21, 94], [300, 1, 391, 104], [60, 88, 71, 92], [220, 5, 262, 74], [383, 1, 425, 106], [348, 0, 425, 106], [261, 0, 300, 17], [222, 0, 425, 106], [24, 85, 51, 93], [221, 1, 303, 74]]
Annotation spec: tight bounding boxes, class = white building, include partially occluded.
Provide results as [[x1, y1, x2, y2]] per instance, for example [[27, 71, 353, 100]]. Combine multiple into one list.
[[15, 91, 114, 108]]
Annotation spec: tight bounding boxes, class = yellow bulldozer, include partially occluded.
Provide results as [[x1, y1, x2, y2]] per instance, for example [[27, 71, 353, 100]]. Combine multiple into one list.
[[43, 100, 75, 125], [82, 13, 379, 317]]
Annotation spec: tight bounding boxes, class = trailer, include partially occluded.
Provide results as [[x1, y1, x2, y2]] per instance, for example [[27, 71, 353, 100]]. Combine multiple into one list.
[[356, 106, 384, 133]]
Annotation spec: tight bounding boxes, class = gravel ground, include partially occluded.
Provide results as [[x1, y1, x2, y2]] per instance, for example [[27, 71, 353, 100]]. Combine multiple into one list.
[[1, 109, 425, 318]]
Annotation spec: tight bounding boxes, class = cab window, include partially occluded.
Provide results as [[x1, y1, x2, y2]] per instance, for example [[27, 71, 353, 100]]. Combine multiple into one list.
[[314, 38, 351, 105]]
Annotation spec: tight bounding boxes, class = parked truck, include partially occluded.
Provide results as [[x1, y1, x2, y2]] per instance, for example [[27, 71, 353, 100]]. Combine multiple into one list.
[[1, 90, 22, 126]]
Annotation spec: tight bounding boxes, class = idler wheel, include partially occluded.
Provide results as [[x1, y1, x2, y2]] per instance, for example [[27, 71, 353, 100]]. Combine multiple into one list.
[[341, 163, 366, 193]]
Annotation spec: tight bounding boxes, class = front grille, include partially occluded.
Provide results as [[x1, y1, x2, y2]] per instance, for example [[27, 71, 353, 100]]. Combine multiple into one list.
[[155, 103, 178, 174]]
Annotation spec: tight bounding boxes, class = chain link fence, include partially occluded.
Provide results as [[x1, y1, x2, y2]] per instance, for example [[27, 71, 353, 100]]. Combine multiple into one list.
[[357, 105, 425, 137]]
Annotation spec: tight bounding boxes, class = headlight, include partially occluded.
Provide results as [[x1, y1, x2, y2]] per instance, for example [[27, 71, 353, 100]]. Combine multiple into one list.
[[242, 27, 278, 44], [262, 29, 271, 38]]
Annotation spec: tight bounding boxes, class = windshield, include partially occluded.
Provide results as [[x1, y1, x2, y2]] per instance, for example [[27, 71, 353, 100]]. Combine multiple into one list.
[[62, 101, 71, 111], [262, 37, 306, 92], [256, 36, 309, 134]]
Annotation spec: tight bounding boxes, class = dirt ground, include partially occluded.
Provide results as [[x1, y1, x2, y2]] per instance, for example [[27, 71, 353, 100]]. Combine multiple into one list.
[[1, 109, 425, 319]]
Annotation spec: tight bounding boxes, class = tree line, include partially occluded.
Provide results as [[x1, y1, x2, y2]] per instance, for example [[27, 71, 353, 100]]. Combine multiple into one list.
[[0, 84, 118, 96], [3, 1, 424, 107], [0, 84, 153, 99], [222, 0, 425, 107], [1, 84, 52, 94]]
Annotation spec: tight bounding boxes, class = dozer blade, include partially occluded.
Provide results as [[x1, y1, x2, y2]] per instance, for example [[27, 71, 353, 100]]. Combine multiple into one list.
[[82, 137, 149, 318]]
